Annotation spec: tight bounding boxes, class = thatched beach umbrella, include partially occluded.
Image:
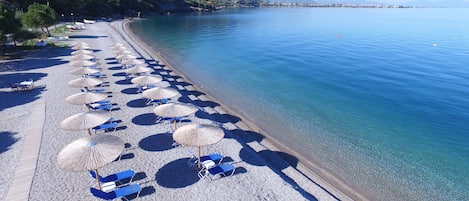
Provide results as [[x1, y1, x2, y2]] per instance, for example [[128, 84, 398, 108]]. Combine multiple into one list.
[[69, 60, 97, 67], [65, 92, 107, 105], [122, 59, 144, 66], [71, 54, 95, 61], [57, 134, 124, 189], [110, 43, 123, 48], [71, 49, 93, 55], [173, 124, 224, 170], [153, 102, 198, 130], [116, 54, 138, 61], [142, 87, 179, 101], [71, 44, 91, 50], [111, 44, 125, 50], [131, 75, 162, 86], [116, 49, 132, 55], [124, 65, 152, 75], [60, 111, 111, 135], [68, 77, 103, 88], [69, 67, 100, 75], [72, 42, 90, 47]]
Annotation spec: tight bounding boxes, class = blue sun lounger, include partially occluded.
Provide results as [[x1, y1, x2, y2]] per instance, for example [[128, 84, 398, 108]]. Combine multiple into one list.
[[89, 169, 135, 185], [93, 122, 118, 134], [198, 163, 235, 181], [188, 151, 223, 167], [90, 104, 113, 111], [90, 184, 141, 201]]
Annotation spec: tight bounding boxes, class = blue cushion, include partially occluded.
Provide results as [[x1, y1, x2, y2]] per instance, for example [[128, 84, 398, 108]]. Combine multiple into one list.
[[200, 154, 223, 163], [113, 184, 141, 198], [208, 163, 234, 175], [90, 187, 114, 200], [102, 169, 135, 183]]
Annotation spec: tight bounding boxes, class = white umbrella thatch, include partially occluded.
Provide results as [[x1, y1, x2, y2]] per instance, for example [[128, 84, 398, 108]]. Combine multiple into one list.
[[65, 92, 107, 105], [116, 49, 132, 55], [71, 49, 93, 55], [116, 54, 138, 60], [60, 111, 111, 135], [69, 67, 100, 75], [131, 75, 162, 85], [71, 44, 91, 50], [72, 42, 90, 47], [57, 134, 124, 189], [122, 59, 144, 66], [69, 60, 97, 67], [110, 43, 123, 48], [124, 65, 152, 75], [71, 54, 95, 61], [68, 77, 103, 88], [142, 87, 179, 101], [173, 124, 224, 170], [112, 46, 128, 52], [153, 102, 198, 129]]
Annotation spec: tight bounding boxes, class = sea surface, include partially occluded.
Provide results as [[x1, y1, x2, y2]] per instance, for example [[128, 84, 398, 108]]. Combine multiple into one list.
[[129, 8, 469, 200]]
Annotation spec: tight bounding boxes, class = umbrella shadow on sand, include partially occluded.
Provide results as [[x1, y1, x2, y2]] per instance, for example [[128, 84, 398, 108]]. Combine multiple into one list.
[[239, 147, 319, 201], [138, 133, 174, 152], [194, 110, 241, 124], [0, 131, 19, 154], [0, 85, 46, 112], [121, 87, 140, 94], [131, 113, 158, 126], [116, 79, 132, 85], [155, 158, 200, 188], [127, 98, 149, 108]]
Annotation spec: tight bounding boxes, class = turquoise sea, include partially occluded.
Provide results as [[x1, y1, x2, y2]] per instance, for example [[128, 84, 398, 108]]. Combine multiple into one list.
[[129, 8, 469, 200]]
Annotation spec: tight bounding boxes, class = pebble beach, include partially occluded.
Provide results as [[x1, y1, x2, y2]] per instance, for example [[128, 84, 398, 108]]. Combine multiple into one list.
[[0, 20, 353, 201]]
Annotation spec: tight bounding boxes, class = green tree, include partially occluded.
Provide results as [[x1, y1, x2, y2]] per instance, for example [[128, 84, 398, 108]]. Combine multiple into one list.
[[21, 3, 58, 36], [0, 5, 21, 37]]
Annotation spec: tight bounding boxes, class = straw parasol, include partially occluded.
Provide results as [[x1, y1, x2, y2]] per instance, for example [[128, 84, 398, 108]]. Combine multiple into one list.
[[71, 54, 95, 61], [110, 43, 123, 48], [69, 67, 100, 75], [124, 65, 152, 75], [72, 42, 90, 47], [71, 49, 93, 55], [131, 75, 162, 86], [122, 59, 144, 66], [57, 134, 124, 189], [173, 124, 224, 170], [116, 49, 132, 55], [142, 87, 179, 101], [65, 92, 107, 105], [69, 60, 97, 67], [68, 77, 103, 88], [71, 44, 91, 50], [116, 54, 138, 60], [153, 102, 198, 129], [111, 44, 126, 50], [60, 111, 111, 135]]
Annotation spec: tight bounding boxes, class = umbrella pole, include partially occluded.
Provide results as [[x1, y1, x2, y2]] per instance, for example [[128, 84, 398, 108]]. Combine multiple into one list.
[[95, 169, 102, 190], [87, 128, 92, 135], [174, 120, 177, 131], [198, 146, 201, 170]]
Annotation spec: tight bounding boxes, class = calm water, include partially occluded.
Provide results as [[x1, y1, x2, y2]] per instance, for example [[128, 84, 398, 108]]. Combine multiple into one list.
[[130, 8, 469, 200]]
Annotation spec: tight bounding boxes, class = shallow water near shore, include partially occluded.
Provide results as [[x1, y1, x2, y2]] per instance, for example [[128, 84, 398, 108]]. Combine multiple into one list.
[[129, 8, 469, 200]]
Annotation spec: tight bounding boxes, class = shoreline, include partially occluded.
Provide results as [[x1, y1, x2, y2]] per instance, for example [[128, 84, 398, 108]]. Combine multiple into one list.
[[119, 19, 366, 201]]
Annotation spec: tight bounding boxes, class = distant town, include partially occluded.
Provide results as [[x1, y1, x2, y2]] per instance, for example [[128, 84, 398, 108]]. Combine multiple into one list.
[[260, 3, 417, 8]]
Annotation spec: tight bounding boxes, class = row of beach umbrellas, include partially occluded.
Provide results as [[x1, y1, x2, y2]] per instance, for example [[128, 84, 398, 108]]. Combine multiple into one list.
[[111, 42, 226, 170], [58, 42, 226, 194], [58, 41, 118, 190]]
